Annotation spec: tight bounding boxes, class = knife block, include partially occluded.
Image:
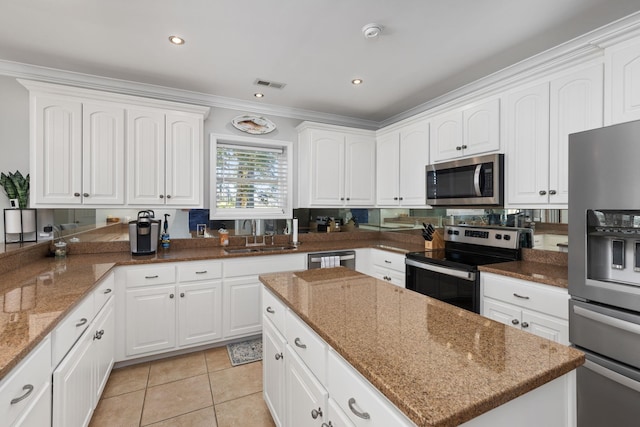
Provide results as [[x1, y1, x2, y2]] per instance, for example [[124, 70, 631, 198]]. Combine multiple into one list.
[[424, 229, 445, 250]]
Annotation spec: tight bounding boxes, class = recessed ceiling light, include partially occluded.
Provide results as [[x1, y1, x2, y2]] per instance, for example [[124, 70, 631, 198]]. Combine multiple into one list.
[[254, 93, 264, 98], [168, 35, 185, 45], [362, 23, 382, 39], [352, 79, 363, 85]]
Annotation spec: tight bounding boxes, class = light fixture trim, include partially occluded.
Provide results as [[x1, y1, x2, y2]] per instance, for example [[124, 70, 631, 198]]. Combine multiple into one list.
[[362, 23, 382, 39], [352, 78, 363, 85], [254, 92, 265, 98], [168, 35, 185, 45]]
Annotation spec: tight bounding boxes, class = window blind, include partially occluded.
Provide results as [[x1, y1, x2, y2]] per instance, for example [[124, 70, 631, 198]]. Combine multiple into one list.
[[214, 143, 289, 217]]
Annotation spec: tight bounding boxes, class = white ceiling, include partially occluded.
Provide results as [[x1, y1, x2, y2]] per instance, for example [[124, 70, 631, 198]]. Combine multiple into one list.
[[1, 0, 639, 124]]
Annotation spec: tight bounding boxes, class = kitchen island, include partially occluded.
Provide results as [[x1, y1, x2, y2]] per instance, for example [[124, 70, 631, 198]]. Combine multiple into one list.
[[260, 268, 584, 427]]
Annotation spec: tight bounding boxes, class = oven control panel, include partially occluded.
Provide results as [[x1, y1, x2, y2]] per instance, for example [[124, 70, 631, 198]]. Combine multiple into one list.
[[444, 225, 527, 249]]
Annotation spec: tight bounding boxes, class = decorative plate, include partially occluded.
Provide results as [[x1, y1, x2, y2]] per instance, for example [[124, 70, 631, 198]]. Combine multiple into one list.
[[231, 115, 276, 135]]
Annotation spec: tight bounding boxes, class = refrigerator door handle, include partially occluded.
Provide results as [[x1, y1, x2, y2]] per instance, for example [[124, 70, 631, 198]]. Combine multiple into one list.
[[583, 359, 640, 393], [573, 305, 640, 336]]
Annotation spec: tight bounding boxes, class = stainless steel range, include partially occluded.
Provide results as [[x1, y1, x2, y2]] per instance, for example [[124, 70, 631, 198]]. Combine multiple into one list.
[[405, 225, 532, 313], [569, 119, 640, 426]]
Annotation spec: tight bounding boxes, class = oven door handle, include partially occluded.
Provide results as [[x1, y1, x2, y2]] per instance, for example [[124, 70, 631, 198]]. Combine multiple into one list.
[[406, 259, 476, 281], [473, 164, 483, 197], [583, 359, 640, 393], [573, 305, 640, 336]]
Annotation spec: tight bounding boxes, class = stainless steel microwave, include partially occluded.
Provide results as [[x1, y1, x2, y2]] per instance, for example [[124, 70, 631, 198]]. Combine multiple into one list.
[[426, 153, 504, 206]]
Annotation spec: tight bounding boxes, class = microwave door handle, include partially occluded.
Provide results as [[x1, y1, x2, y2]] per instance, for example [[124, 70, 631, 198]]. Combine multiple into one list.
[[473, 164, 483, 197]]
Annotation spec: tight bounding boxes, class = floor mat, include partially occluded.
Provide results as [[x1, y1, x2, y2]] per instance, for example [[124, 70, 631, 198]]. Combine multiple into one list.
[[226, 337, 263, 366]]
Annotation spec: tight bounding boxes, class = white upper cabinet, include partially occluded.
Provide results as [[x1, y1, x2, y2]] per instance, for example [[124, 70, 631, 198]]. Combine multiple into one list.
[[376, 119, 429, 207], [297, 123, 375, 208], [607, 38, 640, 125], [430, 98, 500, 163], [506, 64, 603, 206], [20, 79, 209, 208]]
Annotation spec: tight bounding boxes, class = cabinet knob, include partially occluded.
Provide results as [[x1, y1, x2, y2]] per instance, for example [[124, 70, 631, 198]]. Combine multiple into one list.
[[10, 384, 34, 405], [511, 319, 520, 325], [521, 322, 529, 328], [340, 197, 344, 201], [399, 197, 403, 200], [74, 193, 81, 197], [167, 195, 172, 199], [180, 292, 185, 298], [346, 197, 350, 201], [393, 197, 399, 200], [93, 329, 105, 340], [170, 293, 174, 299], [275, 352, 283, 360], [311, 407, 323, 419], [549, 190, 557, 195], [83, 193, 89, 197], [456, 146, 462, 150], [294, 337, 307, 349], [539, 190, 547, 196], [322, 423, 334, 427], [159, 195, 164, 199]]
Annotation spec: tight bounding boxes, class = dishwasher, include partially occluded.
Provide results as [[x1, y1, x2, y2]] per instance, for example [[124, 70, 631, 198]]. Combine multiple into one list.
[[307, 250, 356, 270]]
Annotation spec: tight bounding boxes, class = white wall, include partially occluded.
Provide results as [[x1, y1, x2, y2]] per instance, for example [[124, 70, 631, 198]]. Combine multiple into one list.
[[0, 75, 304, 241]]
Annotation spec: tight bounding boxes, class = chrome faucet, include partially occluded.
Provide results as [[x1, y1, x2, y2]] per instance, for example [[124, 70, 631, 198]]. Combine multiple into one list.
[[243, 219, 261, 246]]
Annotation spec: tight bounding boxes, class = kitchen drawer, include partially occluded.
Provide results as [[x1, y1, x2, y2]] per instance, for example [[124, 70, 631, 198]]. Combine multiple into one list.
[[124, 265, 176, 288], [482, 273, 569, 319], [178, 261, 222, 282], [285, 310, 327, 384], [371, 250, 405, 273], [224, 254, 306, 277], [0, 336, 51, 427], [94, 272, 115, 312], [371, 265, 405, 288], [52, 294, 94, 368], [263, 287, 286, 333], [327, 350, 414, 427]]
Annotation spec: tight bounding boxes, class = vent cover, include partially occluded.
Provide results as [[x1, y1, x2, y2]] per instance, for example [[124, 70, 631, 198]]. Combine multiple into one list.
[[254, 79, 286, 90]]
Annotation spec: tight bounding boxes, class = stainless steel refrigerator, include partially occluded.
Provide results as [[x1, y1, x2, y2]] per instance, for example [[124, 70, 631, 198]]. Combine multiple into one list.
[[569, 119, 640, 426]]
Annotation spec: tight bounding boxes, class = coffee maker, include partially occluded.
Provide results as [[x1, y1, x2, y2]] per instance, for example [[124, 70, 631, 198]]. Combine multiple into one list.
[[129, 210, 161, 255]]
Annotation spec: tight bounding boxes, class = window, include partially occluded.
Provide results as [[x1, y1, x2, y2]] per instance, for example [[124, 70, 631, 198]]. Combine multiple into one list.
[[210, 134, 292, 220]]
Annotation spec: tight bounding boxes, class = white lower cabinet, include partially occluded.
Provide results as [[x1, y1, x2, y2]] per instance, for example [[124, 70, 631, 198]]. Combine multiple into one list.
[[125, 284, 177, 356], [481, 272, 569, 345], [263, 317, 287, 427], [178, 281, 223, 346], [369, 249, 406, 288], [0, 336, 51, 427], [53, 297, 115, 427], [286, 346, 328, 427], [223, 277, 262, 338]]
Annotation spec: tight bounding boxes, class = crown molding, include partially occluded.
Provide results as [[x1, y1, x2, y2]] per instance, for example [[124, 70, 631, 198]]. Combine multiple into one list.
[[0, 59, 379, 130]]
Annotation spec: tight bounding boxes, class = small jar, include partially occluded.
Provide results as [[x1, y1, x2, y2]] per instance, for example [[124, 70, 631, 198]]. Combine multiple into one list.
[[54, 241, 67, 258], [218, 229, 229, 246]]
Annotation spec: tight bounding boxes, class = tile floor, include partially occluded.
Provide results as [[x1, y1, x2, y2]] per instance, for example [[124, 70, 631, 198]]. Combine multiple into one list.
[[89, 347, 275, 427]]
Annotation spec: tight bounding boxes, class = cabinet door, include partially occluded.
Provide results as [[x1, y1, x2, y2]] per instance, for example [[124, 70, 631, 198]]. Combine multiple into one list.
[[344, 135, 375, 206], [399, 120, 429, 205], [92, 299, 114, 406], [223, 277, 262, 338], [375, 132, 400, 206], [263, 318, 287, 427], [549, 65, 604, 205], [125, 285, 176, 356], [522, 310, 569, 345], [506, 83, 551, 205], [609, 40, 640, 125], [430, 110, 462, 162], [482, 298, 521, 327], [127, 108, 166, 205], [285, 347, 328, 427], [165, 113, 202, 206], [309, 130, 345, 206], [33, 95, 83, 205], [178, 281, 223, 347], [463, 98, 501, 157], [53, 329, 94, 427], [82, 102, 125, 205]]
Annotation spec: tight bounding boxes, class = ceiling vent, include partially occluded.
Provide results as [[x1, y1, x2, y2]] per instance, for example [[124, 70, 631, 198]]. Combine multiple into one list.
[[254, 79, 286, 90]]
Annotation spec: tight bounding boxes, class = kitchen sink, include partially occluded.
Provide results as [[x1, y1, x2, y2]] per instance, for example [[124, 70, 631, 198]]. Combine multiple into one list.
[[224, 245, 296, 255]]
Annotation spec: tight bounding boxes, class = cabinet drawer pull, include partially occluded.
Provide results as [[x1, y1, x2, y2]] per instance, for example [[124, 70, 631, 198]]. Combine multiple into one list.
[[513, 293, 530, 300], [10, 384, 34, 405], [145, 275, 159, 279], [103, 288, 112, 294], [311, 407, 323, 419], [195, 270, 208, 274], [384, 260, 391, 264], [294, 338, 307, 349], [76, 318, 88, 327], [348, 397, 371, 419], [266, 306, 275, 314], [321, 423, 334, 427]]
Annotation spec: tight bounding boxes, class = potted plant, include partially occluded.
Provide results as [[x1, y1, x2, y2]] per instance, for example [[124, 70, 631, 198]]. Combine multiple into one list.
[[0, 170, 30, 208]]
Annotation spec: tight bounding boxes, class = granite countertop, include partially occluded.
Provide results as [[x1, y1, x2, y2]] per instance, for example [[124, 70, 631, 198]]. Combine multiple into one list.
[[260, 268, 584, 427], [479, 261, 568, 288], [0, 237, 424, 381]]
